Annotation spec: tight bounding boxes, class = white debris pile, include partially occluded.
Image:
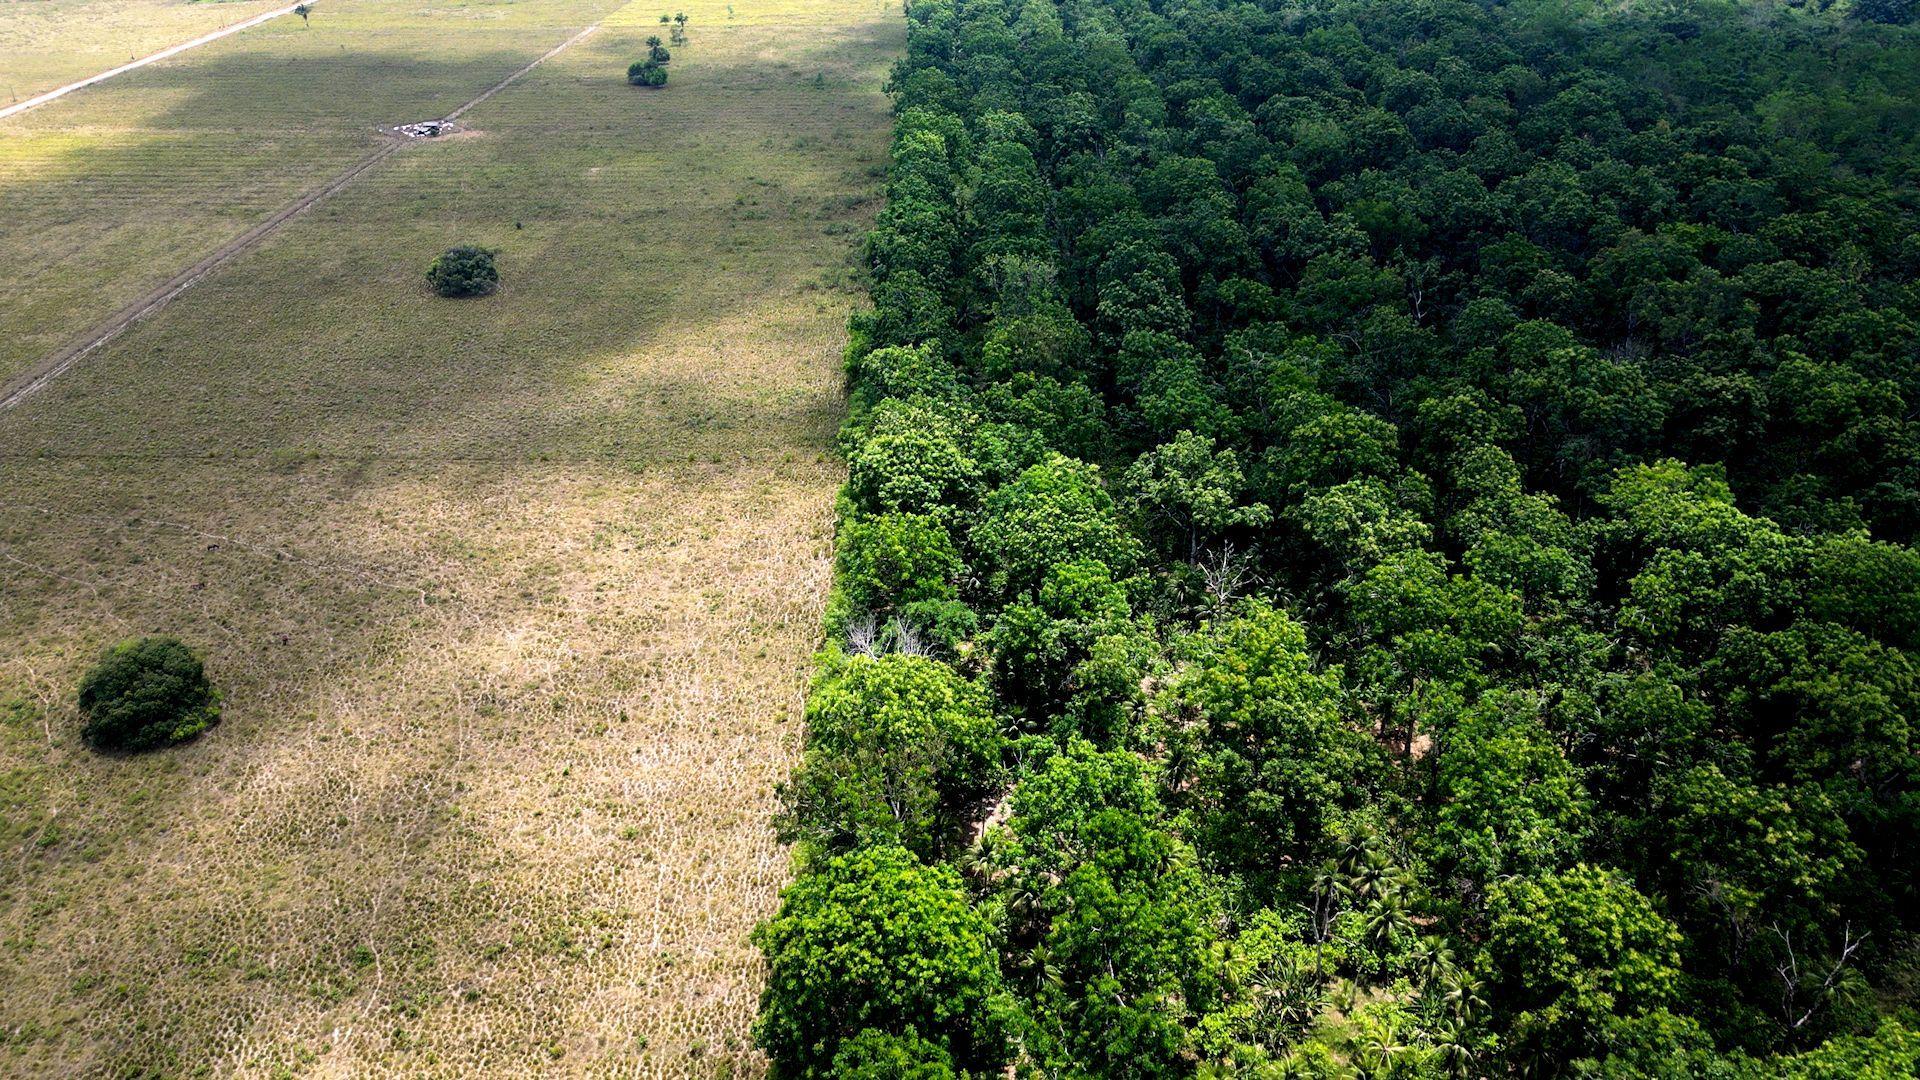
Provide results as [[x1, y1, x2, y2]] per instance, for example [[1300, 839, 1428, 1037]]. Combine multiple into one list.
[[395, 120, 453, 138]]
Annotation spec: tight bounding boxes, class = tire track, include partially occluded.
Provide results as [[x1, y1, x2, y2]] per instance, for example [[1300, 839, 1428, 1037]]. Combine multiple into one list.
[[0, 22, 602, 414]]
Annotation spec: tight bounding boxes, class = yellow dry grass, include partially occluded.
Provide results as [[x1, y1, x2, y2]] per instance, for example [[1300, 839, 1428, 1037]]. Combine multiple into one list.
[[0, 0, 899, 1074]]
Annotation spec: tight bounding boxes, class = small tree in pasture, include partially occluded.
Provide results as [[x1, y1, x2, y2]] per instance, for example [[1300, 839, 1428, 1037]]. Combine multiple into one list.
[[77, 636, 221, 752], [627, 60, 668, 87], [426, 245, 499, 297]]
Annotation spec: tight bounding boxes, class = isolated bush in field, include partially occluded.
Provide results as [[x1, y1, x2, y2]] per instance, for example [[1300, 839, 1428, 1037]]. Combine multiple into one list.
[[645, 35, 671, 63], [77, 636, 220, 752], [753, 844, 1012, 1075], [425, 245, 498, 297], [777, 651, 1001, 859], [627, 60, 667, 87]]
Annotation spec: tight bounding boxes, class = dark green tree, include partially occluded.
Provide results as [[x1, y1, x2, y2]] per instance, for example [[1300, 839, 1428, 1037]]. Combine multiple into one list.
[[626, 59, 667, 87], [425, 245, 497, 297], [77, 636, 221, 752]]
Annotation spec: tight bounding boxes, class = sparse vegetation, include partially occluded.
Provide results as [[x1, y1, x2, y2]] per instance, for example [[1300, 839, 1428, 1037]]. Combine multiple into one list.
[[0, 0, 292, 102], [425, 244, 498, 297], [76, 636, 220, 752], [645, 34, 670, 63]]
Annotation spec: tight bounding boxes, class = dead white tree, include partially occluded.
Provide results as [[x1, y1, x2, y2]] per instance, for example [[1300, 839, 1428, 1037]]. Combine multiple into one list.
[[1198, 541, 1255, 610], [1771, 922, 1866, 1033]]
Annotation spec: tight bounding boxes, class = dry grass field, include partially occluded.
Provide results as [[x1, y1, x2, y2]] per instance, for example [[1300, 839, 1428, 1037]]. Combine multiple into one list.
[[0, 0, 288, 103], [0, 0, 898, 1074]]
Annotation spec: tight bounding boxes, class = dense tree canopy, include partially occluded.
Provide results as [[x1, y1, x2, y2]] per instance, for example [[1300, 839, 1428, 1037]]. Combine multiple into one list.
[[753, 845, 1010, 1075], [758, 0, 1920, 1073]]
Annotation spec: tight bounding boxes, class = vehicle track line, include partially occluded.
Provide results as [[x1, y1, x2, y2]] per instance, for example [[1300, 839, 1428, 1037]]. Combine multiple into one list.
[[0, 23, 602, 414]]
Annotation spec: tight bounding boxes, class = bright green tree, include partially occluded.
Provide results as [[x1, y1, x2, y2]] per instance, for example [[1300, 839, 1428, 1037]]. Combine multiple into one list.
[[1482, 864, 1686, 1067], [754, 845, 1011, 1076], [1160, 601, 1373, 882], [971, 455, 1142, 599], [777, 652, 1001, 860]]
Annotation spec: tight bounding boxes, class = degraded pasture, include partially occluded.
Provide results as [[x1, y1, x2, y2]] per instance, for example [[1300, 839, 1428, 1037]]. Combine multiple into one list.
[[0, 0, 898, 1073]]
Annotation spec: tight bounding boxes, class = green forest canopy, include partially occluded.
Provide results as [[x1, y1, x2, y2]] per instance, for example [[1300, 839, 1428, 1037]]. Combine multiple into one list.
[[758, 0, 1920, 1074]]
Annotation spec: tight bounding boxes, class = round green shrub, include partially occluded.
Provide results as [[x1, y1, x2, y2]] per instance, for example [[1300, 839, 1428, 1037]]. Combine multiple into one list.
[[627, 60, 668, 87], [77, 636, 221, 752], [426, 245, 498, 297]]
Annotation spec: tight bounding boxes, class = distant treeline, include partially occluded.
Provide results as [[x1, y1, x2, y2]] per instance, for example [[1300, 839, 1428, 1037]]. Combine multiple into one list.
[[754, 0, 1920, 1075]]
